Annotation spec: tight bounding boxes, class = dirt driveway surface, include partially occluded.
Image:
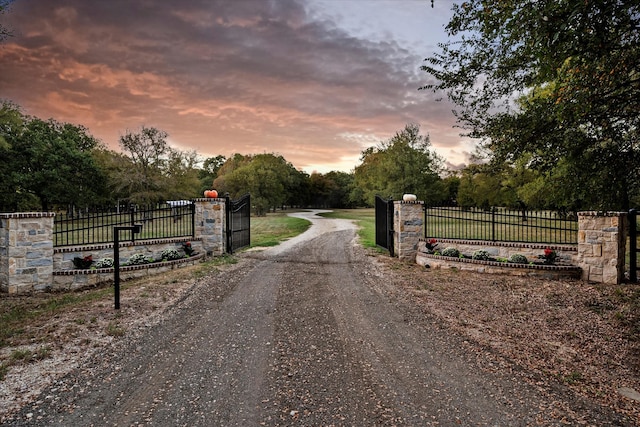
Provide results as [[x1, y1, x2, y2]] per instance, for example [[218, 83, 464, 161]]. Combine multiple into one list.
[[4, 211, 635, 426]]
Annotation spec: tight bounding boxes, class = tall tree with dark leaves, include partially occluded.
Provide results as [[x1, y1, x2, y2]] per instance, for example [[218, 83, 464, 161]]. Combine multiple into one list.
[[354, 124, 445, 206], [423, 0, 640, 210], [10, 118, 106, 211], [118, 126, 170, 204]]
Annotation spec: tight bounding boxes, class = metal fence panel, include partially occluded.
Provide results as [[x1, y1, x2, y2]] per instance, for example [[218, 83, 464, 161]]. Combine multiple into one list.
[[226, 194, 251, 253], [375, 195, 394, 256], [424, 206, 578, 245], [54, 202, 195, 247]]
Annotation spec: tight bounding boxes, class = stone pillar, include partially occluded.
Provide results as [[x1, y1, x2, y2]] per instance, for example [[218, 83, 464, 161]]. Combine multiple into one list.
[[193, 198, 226, 256], [393, 200, 424, 260], [0, 213, 55, 294], [577, 212, 626, 284]]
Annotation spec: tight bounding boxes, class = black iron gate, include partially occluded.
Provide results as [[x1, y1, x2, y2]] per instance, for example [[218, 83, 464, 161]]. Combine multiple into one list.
[[630, 209, 638, 282], [375, 195, 394, 256], [226, 194, 251, 254]]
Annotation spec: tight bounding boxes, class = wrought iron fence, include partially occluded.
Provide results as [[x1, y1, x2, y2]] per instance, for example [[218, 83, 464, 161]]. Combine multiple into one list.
[[424, 206, 578, 245], [54, 201, 195, 247], [225, 194, 251, 254], [375, 195, 394, 256]]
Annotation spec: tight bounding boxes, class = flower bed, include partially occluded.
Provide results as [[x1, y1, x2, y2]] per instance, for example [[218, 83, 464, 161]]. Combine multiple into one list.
[[416, 239, 581, 280], [51, 238, 205, 291], [53, 253, 205, 291]]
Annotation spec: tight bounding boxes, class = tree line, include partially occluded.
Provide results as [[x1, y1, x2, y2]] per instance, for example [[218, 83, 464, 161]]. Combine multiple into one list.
[[0, 102, 442, 214], [3, 1, 638, 214], [422, 0, 640, 211], [1, 100, 637, 215]]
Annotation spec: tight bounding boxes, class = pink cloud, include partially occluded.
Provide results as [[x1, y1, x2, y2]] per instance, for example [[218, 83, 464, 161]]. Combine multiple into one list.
[[0, 0, 469, 172]]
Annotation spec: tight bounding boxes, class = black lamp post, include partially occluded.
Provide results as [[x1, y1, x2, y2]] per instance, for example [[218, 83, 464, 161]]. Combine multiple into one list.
[[113, 224, 142, 309]]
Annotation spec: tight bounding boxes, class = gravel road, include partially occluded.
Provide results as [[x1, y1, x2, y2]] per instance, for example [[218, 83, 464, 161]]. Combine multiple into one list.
[[5, 211, 633, 426]]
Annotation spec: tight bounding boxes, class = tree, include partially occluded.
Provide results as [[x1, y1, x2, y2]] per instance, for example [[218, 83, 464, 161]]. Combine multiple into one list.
[[0, 101, 24, 210], [422, 0, 640, 210], [455, 160, 536, 209], [116, 126, 205, 203], [0, 1, 14, 42], [199, 154, 226, 193], [283, 167, 310, 209], [309, 173, 336, 208], [164, 149, 201, 201], [353, 124, 444, 206], [118, 126, 170, 204], [324, 171, 357, 208], [6, 117, 106, 211], [91, 147, 134, 206], [214, 153, 302, 215]]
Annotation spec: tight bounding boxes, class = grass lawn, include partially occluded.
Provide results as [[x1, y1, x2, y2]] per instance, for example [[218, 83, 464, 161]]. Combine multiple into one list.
[[250, 211, 311, 248], [249, 208, 380, 251], [317, 208, 379, 250]]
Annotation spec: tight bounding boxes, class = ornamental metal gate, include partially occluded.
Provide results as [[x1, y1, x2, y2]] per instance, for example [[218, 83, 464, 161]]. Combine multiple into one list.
[[226, 194, 251, 254], [630, 209, 638, 282], [375, 195, 394, 256]]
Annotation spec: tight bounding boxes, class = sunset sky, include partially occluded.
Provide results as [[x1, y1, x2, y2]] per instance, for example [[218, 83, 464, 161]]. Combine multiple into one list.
[[0, 0, 473, 174]]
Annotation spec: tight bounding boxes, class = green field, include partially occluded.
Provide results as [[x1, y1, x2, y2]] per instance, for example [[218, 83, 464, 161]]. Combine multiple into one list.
[[424, 207, 578, 244], [250, 211, 312, 248], [54, 209, 193, 246], [317, 208, 377, 249], [249, 209, 377, 250]]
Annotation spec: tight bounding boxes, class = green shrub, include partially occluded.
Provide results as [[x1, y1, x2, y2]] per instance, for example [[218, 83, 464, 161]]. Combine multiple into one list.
[[441, 247, 460, 257], [94, 258, 114, 268], [472, 250, 491, 261], [126, 253, 153, 265], [161, 249, 182, 261], [509, 254, 528, 264]]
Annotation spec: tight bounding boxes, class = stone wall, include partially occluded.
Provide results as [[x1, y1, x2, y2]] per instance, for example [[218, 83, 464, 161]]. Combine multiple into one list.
[[421, 239, 577, 265], [194, 197, 227, 255], [51, 238, 205, 291], [53, 252, 205, 290], [1, 199, 227, 294], [391, 201, 630, 285], [393, 201, 424, 260], [416, 251, 581, 280], [415, 239, 581, 280], [0, 213, 55, 293], [577, 212, 627, 284]]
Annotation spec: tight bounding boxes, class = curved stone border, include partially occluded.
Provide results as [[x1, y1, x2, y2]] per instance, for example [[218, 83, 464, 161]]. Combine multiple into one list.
[[52, 253, 205, 291], [53, 252, 205, 276], [416, 252, 581, 280]]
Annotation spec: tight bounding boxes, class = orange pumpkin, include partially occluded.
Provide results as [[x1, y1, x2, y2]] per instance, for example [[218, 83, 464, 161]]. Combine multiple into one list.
[[208, 189, 218, 198]]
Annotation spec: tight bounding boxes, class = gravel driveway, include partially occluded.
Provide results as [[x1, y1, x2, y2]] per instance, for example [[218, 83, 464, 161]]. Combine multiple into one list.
[[5, 211, 633, 426]]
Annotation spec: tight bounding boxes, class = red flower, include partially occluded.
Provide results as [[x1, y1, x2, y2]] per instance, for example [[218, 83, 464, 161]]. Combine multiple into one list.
[[542, 247, 557, 264], [425, 238, 438, 252]]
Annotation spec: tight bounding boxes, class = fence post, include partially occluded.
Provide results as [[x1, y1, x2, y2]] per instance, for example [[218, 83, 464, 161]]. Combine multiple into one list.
[[113, 224, 142, 309], [0, 213, 55, 294], [193, 198, 226, 256], [191, 202, 196, 239], [577, 211, 627, 284], [393, 200, 423, 260], [387, 199, 395, 257], [225, 194, 232, 254], [491, 207, 496, 241]]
